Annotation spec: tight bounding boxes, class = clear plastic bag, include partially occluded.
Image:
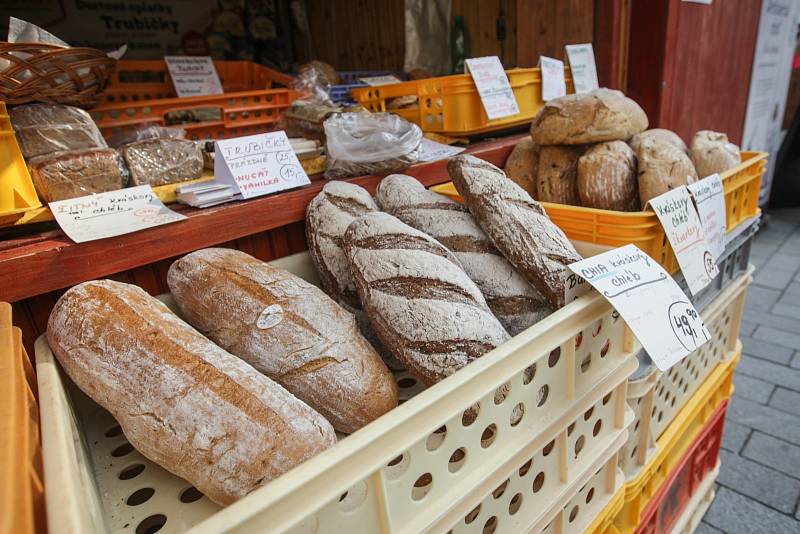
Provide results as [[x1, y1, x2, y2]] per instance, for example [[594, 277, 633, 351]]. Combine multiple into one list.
[[107, 125, 186, 148], [27, 148, 127, 203], [121, 138, 204, 187], [9, 103, 107, 159], [292, 61, 337, 106], [324, 112, 422, 179]]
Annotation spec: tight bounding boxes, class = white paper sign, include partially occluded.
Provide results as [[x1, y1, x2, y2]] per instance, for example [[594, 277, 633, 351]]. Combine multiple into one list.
[[649, 187, 719, 295], [688, 174, 726, 260], [564, 272, 594, 303], [540, 56, 567, 101], [565, 44, 599, 93], [359, 75, 402, 86], [50, 186, 186, 243], [215, 131, 311, 199], [164, 56, 223, 98], [418, 138, 466, 162], [569, 244, 710, 371], [465, 56, 520, 120]]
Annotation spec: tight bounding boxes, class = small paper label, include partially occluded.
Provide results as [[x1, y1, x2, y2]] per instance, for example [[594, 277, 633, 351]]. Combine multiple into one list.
[[688, 174, 726, 260], [569, 244, 710, 371], [565, 44, 599, 93], [50, 185, 186, 243], [214, 131, 311, 200], [465, 56, 520, 120], [540, 56, 567, 101], [164, 56, 223, 98], [359, 75, 402, 86], [564, 272, 594, 303], [256, 304, 283, 329], [418, 138, 466, 162]]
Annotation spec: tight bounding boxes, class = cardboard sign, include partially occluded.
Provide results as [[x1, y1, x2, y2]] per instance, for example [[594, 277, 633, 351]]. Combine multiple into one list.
[[565, 44, 599, 93], [540, 56, 567, 101], [359, 75, 403, 86], [649, 186, 719, 295], [215, 131, 311, 200], [569, 244, 710, 371], [418, 138, 466, 162], [688, 174, 726, 260], [164, 56, 223, 97], [465, 56, 520, 120], [50, 185, 186, 243]]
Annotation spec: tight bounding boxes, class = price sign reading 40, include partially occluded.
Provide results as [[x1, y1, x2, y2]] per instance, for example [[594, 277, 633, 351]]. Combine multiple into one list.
[[668, 301, 708, 352]]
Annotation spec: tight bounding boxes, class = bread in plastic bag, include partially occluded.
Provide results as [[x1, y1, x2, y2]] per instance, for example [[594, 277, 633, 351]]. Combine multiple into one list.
[[27, 148, 127, 203], [107, 124, 186, 148], [10, 103, 107, 159], [324, 112, 422, 179], [121, 138, 204, 187]]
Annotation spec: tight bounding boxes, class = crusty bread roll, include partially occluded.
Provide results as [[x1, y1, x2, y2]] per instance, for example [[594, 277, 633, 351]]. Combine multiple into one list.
[[531, 88, 648, 145], [47, 280, 336, 506], [577, 141, 640, 211], [689, 130, 741, 178], [377, 174, 551, 335], [504, 137, 539, 197], [448, 155, 582, 308], [629, 129, 686, 154], [637, 138, 698, 207], [537, 145, 584, 205], [344, 212, 510, 385], [168, 248, 398, 434]]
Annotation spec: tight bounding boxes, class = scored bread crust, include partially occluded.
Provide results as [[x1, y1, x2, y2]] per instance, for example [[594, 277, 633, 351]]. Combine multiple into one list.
[[637, 138, 699, 207], [46, 279, 336, 506], [689, 130, 741, 177], [577, 141, 640, 211], [537, 145, 584, 206], [629, 129, 687, 154]]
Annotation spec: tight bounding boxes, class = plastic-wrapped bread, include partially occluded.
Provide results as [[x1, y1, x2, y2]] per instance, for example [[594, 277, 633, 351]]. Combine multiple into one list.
[[577, 141, 640, 211], [377, 174, 551, 335], [629, 128, 686, 153], [447, 155, 582, 308], [344, 212, 511, 385], [121, 138, 204, 187], [637, 138, 698, 206], [504, 137, 539, 197], [168, 248, 398, 434], [10, 103, 107, 158], [47, 280, 336, 506], [27, 148, 127, 202], [537, 145, 584, 205], [689, 130, 741, 177]]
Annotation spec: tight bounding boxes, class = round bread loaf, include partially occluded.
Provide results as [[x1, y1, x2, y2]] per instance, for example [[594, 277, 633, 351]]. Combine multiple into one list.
[[47, 280, 336, 506], [689, 130, 741, 177], [531, 88, 648, 145], [577, 141, 640, 211], [537, 145, 584, 205], [629, 129, 686, 153], [636, 138, 698, 207], [504, 137, 539, 197], [298, 60, 340, 85], [168, 248, 398, 434]]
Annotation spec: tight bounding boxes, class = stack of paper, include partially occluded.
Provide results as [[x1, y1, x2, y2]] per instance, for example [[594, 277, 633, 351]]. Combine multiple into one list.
[[176, 181, 241, 208]]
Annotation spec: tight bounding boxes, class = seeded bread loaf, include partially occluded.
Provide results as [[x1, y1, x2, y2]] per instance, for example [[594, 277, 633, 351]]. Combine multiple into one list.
[[47, 280, 336, 506], [637, 138, 698, 207], [537, 145, 584, 205], [344, 212, 510, 385], [689, 130, 741, 177], [448, 155, 582, 308], [504, 137, 539, 197], [577, 141, 640, 211], [377, 174, 551, 335], [10, 103, 107, 159], [122, 138, 204, 187], [629, 129, 686, 154], [27, 148, 127, 203], [168, 248, 398, 434]]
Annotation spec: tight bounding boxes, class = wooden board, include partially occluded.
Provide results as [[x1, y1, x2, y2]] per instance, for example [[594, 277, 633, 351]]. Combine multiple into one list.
[[451, 0, 518, 68], [515, 0, 595, 66]]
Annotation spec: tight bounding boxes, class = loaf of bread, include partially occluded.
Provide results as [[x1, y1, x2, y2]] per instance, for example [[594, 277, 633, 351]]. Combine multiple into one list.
[[537, 145, 584, 205], [531, 88, 648, 145], [122, 138, 204, 187], [47, 280, 336, 506], [448, 155, 582, 308], [377, 174, 552, 335], [689, 130, 741, 177], [577, 141, 640, 211], [637, 138, 698, 206], [168, 248, 398, 434], [629, 129, 686, 153], [504, 137, 539, 197], [344, 212, 510, 385], [10, 103, 107, 159], [28, 148, 127, 203]]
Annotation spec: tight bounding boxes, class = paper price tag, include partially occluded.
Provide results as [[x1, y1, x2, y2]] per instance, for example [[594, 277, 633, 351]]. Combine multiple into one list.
[[215, 131, 311, 199], [688, 174, 726, 260], [359, 75, 402, 86], [164, 56, 223, 98], [418, 138, 466, 162], [465, 56, 520, 120], [649, 186, 719, 295], [569, 244, 710, 371], [539, 56, 567, 101], [565, 44, 599, 93], [50, 185, 186, 243]]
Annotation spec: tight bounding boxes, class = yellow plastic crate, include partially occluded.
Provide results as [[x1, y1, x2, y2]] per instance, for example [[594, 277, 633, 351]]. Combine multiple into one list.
[[352, 68, 574, 136], [0, 102, 42, 227]]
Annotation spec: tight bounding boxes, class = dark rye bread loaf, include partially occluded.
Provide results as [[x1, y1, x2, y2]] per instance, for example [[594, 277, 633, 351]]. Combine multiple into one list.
[[537, 145, 584, 206], [377, 174, 551, 335], [504, 137, 539, 197], [448, 155, 582, 308], [344, 212, 511, 385]]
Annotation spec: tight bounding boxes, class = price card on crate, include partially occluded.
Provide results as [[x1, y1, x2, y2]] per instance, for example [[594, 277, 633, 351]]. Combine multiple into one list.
[[569, 244, 711, 371], [649, 186, 719, 294], [688, 174, 726, 260], [565, 44, 599, 93], [50, 185, 186, 243], [465, 56, 520, 120], [215, 131, 311, 199], [539, 56, 567, 101], [164, 56, 223, 97], [359, 75, 403, 86], [418, 138, 466, 162]]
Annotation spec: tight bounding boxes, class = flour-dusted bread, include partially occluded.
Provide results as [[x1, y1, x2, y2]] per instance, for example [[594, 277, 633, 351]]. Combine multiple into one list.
[[689, 130, 741, 178], [504, 137, 539, 197], [10, 103, 107, 159], [537, 145, 584, 205], [168, 248, 398, 434], [629, 129, 686, 154], [637, 138, 699, 207], [578, 141, 640, 211], [531, 88, 648, 145], [122, 138, 204, 187], [46, 280, 336, 506], [27, 148, 127, 203], [448, 155, 582, 308], [377, 174, 551, 336], [344, 212, 510, 385]]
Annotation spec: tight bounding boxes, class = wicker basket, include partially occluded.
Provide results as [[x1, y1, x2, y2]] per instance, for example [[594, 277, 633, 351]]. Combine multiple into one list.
[[0, 42, 116, 107]]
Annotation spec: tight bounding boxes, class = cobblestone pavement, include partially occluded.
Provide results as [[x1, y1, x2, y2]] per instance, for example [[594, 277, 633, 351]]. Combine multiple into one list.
[[698, 208, 800, 534]]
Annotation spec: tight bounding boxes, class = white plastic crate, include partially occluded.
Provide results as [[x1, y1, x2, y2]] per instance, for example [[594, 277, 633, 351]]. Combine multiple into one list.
[[37, 251, 637, 534], [617, 352, 658, 481]]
